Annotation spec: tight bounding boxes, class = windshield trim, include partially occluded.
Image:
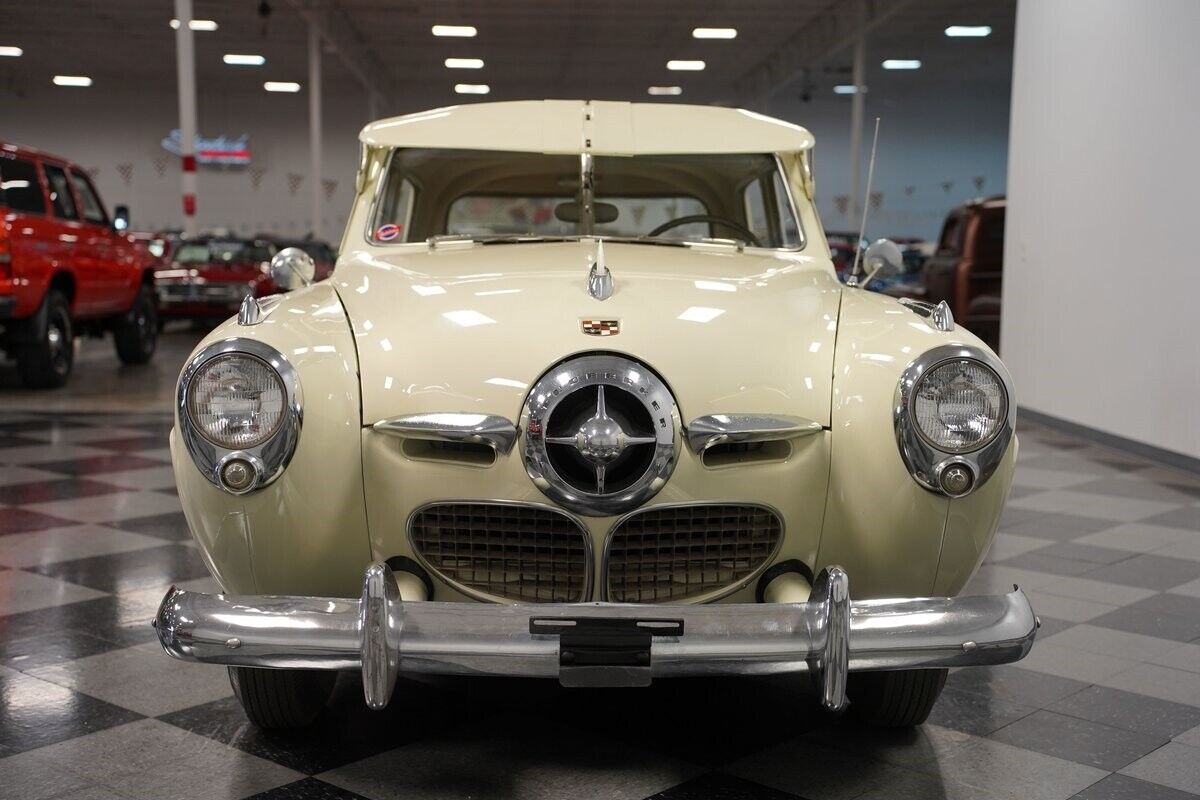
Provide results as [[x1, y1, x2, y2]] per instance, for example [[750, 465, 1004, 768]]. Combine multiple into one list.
[[362, 148, 808, 253]]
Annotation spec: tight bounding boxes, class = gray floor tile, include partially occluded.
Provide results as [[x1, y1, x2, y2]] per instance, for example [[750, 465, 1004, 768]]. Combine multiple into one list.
[[908, 734, 1108, 800], [724, 737, 914, 800], [985, 532, 1058, 562], [24, 490, 183, 524], [1089, 606, 1200, 643], [1120, 742, 1200, 794], [1004, 513, 1125, 542], [1085, 555, 1200, 590], [1070, 476, 1200, 504], [926, 686, 1039, 736], [1038, 624, 1188, 663], [1016, 641, 1137, 683], [1008, 490, 1182, 523], [1000, 551, 1102, 577], [1140, 505, 1200, 533], [1025, 590, 1120, 623], [1074, 772, 1200, 800], [946, 666, 1090, 709], [0, 569, 107, 615], [1077, 522, 1199, 552], [1099, 665, 1200, 708], [0, 524, 168, 569], [1050, 685, 1200, 739], [990, 709, 1168, 771], [1030, 542, 1140, 566]]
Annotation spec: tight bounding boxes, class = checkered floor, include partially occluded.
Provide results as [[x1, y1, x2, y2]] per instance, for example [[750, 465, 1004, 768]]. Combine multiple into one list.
[[0, 411, 1198, 800]]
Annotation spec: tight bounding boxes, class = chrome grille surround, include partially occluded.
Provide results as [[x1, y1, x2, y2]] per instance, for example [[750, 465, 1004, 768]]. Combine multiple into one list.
[[603, 503, 784, 603], [407, 501, 592, 603]]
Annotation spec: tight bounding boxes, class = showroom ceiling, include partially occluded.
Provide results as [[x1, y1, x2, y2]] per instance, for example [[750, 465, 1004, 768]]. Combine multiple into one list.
[[1, 0, 1015, 109]]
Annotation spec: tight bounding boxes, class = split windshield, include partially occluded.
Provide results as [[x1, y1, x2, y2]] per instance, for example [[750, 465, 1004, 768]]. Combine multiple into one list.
[[370, 148, 802, 249], [174, 241, 272, 266]]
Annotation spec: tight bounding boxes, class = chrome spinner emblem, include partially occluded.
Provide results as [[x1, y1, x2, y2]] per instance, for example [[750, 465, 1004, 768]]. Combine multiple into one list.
[[522, 354, 679, 516]]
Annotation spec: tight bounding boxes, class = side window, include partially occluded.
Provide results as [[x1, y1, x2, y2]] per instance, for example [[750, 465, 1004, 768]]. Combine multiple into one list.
[[937, 214, 963, 256], [373, 176, 416, 242], [42, 164, 79, 221], [0, 157, 47, 214], [742, 177, 770, 244], [973, 210, 1005, 261], [69, 170, 109, 225], [771, 171, 800, 246]]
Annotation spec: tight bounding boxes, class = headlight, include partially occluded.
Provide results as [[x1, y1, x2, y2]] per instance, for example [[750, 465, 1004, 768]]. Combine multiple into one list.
[[186, 353, 286, 449], [911, 359, 1006, 453]]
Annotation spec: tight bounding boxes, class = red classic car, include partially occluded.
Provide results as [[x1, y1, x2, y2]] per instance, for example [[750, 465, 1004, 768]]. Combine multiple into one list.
[[0, 142, 159, 388], [155, 237, 278, 323], [922, 197, 1005, 350]]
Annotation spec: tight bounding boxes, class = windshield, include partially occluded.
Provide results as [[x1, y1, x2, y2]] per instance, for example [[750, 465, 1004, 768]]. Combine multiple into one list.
[[174, 241, 271, 265], [370, 148, 803, 249]]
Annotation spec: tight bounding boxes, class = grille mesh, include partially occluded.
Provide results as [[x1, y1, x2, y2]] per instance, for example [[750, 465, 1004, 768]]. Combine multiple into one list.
[[606, 504, 782, 603], [409, 503, 590, 603]]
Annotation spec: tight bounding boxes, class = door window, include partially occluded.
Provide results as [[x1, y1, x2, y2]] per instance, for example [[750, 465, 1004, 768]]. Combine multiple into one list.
[[42, 164, 79, 221], [0, 156, 46, 214], [69, 170, 109, 225]]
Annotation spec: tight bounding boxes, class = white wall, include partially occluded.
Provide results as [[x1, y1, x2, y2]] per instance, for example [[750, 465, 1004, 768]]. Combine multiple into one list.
[[1003, 0, 1200, 459], [3, 85, 370, 245]]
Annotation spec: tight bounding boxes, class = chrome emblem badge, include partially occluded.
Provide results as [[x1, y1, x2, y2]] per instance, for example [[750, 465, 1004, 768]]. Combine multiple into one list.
[[581, 319, 620, 336]]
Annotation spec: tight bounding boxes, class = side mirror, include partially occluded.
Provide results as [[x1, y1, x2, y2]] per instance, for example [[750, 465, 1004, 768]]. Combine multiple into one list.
[[861, 238, 904, 282], [113, 205, 130, 232], [270, 247, 316, 291]]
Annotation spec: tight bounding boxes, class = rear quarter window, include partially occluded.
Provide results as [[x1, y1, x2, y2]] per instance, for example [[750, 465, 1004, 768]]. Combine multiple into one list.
[[0, 156, 47, 214], [42, 164, 79, 221]]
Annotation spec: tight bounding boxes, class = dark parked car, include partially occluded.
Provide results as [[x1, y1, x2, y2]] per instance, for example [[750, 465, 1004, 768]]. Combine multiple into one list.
[[0, 141, 158, 387], [155, 237, 278, 323], [923, 197, 1005, 350]]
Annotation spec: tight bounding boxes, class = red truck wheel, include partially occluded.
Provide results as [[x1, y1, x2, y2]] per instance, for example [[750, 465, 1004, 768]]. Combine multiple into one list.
[[16, 290, 74, 389], [113, 285, 158, 365]]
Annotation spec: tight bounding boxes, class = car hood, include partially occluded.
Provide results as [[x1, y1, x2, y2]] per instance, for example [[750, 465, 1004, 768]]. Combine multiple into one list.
[[331, 241, 842, 427]]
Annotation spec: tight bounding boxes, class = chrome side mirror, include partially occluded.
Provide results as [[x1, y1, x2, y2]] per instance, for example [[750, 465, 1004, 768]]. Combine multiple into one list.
[[859, 238, 904, 285], [270, 247, 316, 291]]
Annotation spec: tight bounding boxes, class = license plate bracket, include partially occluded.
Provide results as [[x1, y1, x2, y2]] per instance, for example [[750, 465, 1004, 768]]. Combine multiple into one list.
[[529, 616, 684, 688]]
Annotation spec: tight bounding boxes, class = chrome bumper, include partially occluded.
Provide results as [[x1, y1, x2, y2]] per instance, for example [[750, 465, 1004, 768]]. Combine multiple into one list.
[[155, 563, 1037, 712]]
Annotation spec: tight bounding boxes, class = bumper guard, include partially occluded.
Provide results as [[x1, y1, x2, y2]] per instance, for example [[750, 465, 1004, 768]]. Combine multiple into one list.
[[155, 563, 1037, 712]]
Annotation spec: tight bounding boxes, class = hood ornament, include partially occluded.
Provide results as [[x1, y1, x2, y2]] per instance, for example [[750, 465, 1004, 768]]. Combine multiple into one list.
[[587, 240, 613, 301]]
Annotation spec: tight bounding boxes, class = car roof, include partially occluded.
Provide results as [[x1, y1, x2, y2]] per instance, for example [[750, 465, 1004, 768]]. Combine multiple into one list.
[[360, 100, 815, 155], [1, 141, 76, 167]]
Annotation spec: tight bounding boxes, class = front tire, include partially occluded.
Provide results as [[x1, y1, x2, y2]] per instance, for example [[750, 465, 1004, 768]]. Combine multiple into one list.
[[16, 289, 74, 388], [113, 284, 158, 365], [847, 668, 947, 727], [228, 666, 336, 730]]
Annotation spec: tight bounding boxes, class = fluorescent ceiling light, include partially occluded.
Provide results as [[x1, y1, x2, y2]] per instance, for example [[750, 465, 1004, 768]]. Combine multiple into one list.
[[945, 25, 992, 37], [53, 75, 92, 87], [667, 60, 705, 71], [0, 46, 22, 57], [432, 24, 476, 37], [833, 84, 859, 94], [170, 18, 218, 31], [692, 27, 736, 39], [455, 83, 490, 94], [444, 57, 484, 69], [264, 81, 301, 92], [882, 59, 921, 70], [647, 86, 682, 96], [224, 54, 266, 66]]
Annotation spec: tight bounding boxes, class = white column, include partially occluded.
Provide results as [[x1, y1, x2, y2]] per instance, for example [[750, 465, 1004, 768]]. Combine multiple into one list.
[[308, 22, 323, 241], [174, 0, 198, 237], [847, 35, 865, 225]]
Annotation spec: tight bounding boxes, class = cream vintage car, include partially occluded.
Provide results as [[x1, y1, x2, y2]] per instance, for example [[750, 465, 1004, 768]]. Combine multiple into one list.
[[155, 100, 1036, 730]]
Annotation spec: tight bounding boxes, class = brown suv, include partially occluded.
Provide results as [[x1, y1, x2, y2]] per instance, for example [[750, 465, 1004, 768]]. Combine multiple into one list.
[[922, 196, 1005, 351]]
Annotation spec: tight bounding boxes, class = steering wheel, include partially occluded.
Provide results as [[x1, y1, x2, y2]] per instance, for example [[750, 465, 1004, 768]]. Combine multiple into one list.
[[646, 215, 762, 247]]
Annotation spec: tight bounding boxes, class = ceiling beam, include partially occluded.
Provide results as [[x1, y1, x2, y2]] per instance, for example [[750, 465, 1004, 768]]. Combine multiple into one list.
[[735, 0, 917, 107], [287, 0, 396, 115]]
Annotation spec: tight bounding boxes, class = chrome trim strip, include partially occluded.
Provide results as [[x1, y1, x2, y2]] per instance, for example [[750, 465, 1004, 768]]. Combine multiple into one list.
[[404, 500, 594, 604], [893, 344, 1015, 496], [586, 239, 613, 300], [156, 562, 1038, 709], [600, 501, 786, 604], [372, 413, 518, 456], [177, 338, 302, 495], [773, 152, 808, 252], [898, 297, 956, 332], [685, 413, 824, 455]]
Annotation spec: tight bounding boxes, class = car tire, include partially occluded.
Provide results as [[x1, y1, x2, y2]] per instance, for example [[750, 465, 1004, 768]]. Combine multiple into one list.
[[113, 284, 158, 365], [228, 666, 336, 730], [16, 289, 74, 389], [847, 668, 947, 727]]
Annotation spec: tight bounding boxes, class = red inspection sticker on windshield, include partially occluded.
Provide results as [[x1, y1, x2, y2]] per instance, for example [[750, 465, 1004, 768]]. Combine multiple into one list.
[[376, 224, 401, 241]]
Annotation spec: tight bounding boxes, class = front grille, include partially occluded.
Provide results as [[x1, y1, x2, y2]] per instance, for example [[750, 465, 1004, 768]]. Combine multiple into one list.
[[605, 504, 782, 603], [157, 282, 247, 303], [409, 503, 591, 603]]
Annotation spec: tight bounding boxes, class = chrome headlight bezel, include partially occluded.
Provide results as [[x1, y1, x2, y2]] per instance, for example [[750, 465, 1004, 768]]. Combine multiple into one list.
[[178, 338, 302, 495], [894, 344, 1014, 497]]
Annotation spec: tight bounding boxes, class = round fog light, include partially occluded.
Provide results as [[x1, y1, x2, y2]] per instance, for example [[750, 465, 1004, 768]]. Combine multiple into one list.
[[940, 464, 974, 496], [220, 458, 256, 492]]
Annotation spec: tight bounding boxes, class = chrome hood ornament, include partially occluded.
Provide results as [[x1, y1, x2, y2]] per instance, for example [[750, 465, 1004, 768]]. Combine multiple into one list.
[[587, 240, 613, 300]]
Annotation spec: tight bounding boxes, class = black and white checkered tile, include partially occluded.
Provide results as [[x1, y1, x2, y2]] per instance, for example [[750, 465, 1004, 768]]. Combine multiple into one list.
[[0, 411, 1198, 800]]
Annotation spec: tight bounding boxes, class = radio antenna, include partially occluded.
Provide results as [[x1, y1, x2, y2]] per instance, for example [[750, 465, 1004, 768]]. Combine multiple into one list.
[[849, 117, 881, 282]]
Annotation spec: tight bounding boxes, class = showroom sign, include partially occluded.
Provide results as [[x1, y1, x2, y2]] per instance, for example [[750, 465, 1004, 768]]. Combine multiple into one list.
[[161, 129, 251, 166]]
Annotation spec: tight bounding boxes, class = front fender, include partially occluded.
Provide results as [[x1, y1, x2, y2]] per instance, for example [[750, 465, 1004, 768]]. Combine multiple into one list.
[[172, 283, 369, 596], [818, 289, 1015, 598]]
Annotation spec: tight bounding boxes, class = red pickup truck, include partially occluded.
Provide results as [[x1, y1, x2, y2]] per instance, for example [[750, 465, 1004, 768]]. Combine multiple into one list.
[[0, 142, 158, 388]]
